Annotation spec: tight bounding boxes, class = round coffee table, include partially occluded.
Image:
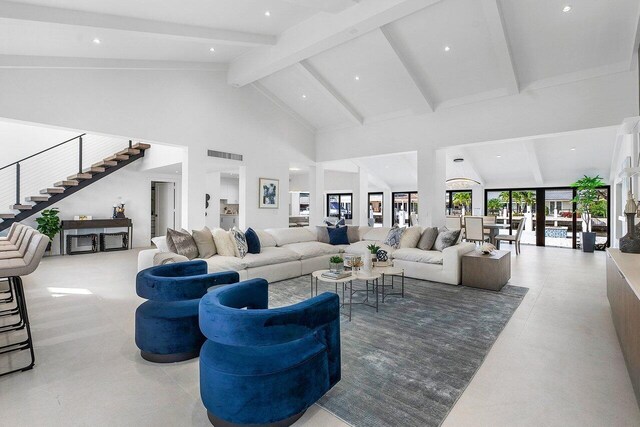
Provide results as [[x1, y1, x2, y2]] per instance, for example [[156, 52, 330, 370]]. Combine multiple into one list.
[[311, 270, 381, 321], [373, 265, 405, 303]]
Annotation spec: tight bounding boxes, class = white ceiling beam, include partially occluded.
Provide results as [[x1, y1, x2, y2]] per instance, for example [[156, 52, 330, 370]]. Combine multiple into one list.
[[630, 4, 640, 69], [0, 0, 275, 47], [251, 82, 316, 133], [228, 0, 443, 87], [522, 140, 544, 186], [378, 27, 434, 113], [0, 55, 228, 71], [296, 61, 364, 125], [351, 159, 391, 190], [480, 0, 519, 95], [279, 0, 359, 14]]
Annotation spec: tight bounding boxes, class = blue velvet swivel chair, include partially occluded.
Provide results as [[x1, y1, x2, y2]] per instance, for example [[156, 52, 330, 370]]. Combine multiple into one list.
[[135, 261, 239, 363], [199, 279, 341, 427]]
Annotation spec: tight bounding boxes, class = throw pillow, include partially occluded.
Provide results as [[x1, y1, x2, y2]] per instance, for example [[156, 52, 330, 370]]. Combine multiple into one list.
[[433, 228, 461, 252], [327, 226, 349, 245], [211, 228, 236, 257], [192, 226, 217, 258], [324, 219, 334, 226], [230, 227, 248, 258], [346, 226, 360, 244], [417, 227, 439, 251], [316, 226, 331, 244], [336, 218, 346, 226], [153, 252, 189, 266], [384, 226, 405, 249], [400, 226, 422, 248], [165, 228, 198, 260], [245, 227, 261, 254], [151, 236, 169, 252]]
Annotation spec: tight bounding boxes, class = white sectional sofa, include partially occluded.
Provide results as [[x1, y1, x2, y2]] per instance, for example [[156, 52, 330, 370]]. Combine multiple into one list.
[[137, 226, 475, 286]]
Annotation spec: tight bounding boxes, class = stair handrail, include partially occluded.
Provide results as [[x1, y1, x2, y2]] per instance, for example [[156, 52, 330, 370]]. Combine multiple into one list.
[[0, 133, 86, 205], [0, 133, 86, 172]]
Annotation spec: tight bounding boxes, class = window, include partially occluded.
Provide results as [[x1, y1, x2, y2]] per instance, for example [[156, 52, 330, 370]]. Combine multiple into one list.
[[445, 190, 472, 216], [368, 193, 384, 227], [326, 193, 352, 220], [392, 192, 418, 226]]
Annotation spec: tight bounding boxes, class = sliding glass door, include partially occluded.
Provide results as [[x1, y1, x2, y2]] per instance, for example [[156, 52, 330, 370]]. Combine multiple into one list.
[[445, 190, 472, 216], [392, 192, 418, 226], [326, 193, 352, 221], [368, 192, 384, 227]]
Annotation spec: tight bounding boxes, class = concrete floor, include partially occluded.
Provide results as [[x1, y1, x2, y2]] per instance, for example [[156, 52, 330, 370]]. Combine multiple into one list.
[[1, 245, 639, 426]]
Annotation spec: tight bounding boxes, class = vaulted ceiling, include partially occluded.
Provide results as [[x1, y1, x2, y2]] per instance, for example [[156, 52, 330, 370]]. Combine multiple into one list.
[[1, 0, 639, 133]]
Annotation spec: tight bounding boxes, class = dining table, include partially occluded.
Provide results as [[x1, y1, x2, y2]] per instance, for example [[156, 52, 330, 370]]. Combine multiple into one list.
[[482, 223, 511, 247]]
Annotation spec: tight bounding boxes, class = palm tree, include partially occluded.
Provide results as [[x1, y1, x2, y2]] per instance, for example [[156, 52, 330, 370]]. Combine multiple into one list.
[[452, 192, 471, 211], [487, 198, 502, 214]]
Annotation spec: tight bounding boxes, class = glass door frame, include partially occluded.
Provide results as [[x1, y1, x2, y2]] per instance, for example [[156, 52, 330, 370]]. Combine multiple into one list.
[[484, 186, 611, 249], [326, 193, 353, 220], [446, 190, 473, 216], [368, 192, 384, 227], [391, 191, 418, 226]]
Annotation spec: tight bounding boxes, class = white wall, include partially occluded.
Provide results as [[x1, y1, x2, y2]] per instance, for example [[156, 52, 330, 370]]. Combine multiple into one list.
[[289, 173, 309, 192], [0, 67, 315, 231]]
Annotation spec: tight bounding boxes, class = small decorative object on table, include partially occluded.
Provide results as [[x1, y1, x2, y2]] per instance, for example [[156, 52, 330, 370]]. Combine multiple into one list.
[[73, 215, 92, 221], [620, 191, 640, 254], [350, 256, 363, 272], [376, 249, 389, 262], [112, 200, 126, 219], [329, 256, 344, 273], [479, 242, 496, 255]]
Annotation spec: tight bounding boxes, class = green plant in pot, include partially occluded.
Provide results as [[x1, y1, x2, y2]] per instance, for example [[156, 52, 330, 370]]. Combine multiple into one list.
[[329, 256, 344, 273], [571, 175, 605, 253], [35, 208, 61, 254], [366, 244, 380, 255]]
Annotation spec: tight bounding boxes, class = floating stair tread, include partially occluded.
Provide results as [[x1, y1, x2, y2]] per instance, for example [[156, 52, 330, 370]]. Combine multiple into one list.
[[104, 154, 129, 161], [83, 167, 105, 174], [67, 173, 92, 180], [25, 196, 49, 202], [117, 148, 141, 155], [0, 213, 15, 219], [132, 143, 151, 150], [11, 204, 32, 210], [93, 161, 117, 168], [40, 188, 64, 194], [54, 180, 79, 187]]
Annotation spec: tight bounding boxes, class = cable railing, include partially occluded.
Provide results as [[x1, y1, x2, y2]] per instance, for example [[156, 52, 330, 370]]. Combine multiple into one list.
[[0, 133, 132, 211]]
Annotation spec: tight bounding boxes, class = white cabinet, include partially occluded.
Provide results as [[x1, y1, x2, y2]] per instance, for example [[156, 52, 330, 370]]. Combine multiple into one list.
[[220, 178, 239, 204], [220, 215, 238, 231]]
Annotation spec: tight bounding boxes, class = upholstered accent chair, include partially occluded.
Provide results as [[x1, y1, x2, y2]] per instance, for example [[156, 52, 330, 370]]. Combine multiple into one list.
[[199, 279, 341, 426], [135, 261, 239, 363]]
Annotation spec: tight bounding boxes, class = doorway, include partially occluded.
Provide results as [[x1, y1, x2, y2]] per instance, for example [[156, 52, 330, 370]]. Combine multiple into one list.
[[392, 192, 418, 226], [151, 181, 176, 240]]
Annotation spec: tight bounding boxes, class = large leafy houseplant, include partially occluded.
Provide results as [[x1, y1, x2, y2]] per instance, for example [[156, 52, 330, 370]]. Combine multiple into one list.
[[571, 175, 606, 233], [35, 208, 61, 251]]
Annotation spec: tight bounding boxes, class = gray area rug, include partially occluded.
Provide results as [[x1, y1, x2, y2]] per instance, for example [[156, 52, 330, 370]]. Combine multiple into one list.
[[268, 275, 528, 427]]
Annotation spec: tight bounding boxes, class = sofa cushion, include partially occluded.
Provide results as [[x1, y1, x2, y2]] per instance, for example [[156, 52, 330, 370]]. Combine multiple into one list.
[[344, 241, 394, 256], [242, 247, 300, 268], [434, 228, 462, 252], [346, 226, 361, 244], [400, 226, 422, 249], [361, 227, 390, 242], [151, 236, 169, 252], [392, 248, 443, 265], [327, 226, 349, 245], [204, 255, 248, 273], [245, 228, 261, 254], [212, 228, 236, 257], [166, 228, 198, 260], [316, 226, 330, 244], [384, 226, 405, 249], [417, 227, 439, 251], [254, 229, 277, 248], [230, 227, 248, 258], [284, 242, 341, 260], [265, 227, 316, 246], [192, 227, 217, 258]]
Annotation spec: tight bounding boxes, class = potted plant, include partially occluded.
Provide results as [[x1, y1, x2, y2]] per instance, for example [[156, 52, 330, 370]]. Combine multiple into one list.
[[35, 208, 61, 254], [366, 243, 380, 256], [571, 175, 605, 253], [329, 256, 344, 273]]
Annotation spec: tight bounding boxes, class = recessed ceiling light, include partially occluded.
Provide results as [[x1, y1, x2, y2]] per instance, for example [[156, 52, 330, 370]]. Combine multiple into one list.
[[496, 155, 502, 158], [264, 10, 271, 17], [444, 46, 451, 52], [570, 147, 576, 151], [289, 167, 301, 171], [354, 75, 360, 81], [562, 5, 572, 12], [209, 47, 215, 53], [302, 94, 307, 99], [92, 38, 101, 44]]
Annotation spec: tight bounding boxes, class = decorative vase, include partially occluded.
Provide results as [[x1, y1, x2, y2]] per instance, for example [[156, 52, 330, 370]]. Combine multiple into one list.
[[329, 262, 343, 273], [621, 212, 640, 254], [363, 251, 373, 272]]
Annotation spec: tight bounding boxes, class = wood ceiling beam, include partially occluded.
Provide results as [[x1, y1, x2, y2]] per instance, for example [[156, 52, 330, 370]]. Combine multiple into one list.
[[378, 27, 435, 113], [0, 0, 275, 47], [228, 0, 444, 87], [296, 61, 364, 126], [481, 0, 519, 95]]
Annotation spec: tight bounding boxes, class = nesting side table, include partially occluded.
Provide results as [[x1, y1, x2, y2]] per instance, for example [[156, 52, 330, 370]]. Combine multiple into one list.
[[461, 250, 511, 291]]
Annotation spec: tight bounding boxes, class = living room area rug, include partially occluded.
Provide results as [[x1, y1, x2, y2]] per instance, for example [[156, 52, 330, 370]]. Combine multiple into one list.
[[268, 276, 528, 427]]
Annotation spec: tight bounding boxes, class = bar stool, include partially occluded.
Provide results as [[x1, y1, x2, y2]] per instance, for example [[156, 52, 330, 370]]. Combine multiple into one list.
[[0, 231, 49, 377]]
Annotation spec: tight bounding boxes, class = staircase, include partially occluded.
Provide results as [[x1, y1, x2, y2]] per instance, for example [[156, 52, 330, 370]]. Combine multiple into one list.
[[0, 133, 150, 232]]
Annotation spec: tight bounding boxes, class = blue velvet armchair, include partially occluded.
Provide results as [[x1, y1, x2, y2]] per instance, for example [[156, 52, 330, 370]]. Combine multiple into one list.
[[199, 278, 341, 426], [135, 260, 239, 363]]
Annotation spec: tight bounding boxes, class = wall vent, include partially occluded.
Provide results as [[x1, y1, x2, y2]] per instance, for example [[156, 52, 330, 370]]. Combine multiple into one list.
[[207, 150, 243, 161]]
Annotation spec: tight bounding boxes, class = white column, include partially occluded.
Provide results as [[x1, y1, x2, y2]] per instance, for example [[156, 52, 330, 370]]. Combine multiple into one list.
[[472, 186, 484, 216], [383, 190, 392, 227], [309, 164, 325, 226], [181, 146, 206, 230], [355, 167, 369, 226], [417, 148, 446, 227], [205, 171, 221, 229], [238, 165, 247, 230]]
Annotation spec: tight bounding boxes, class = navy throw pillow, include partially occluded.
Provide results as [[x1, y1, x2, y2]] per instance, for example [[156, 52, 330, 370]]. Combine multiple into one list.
[[336, 218, 346, 226], [327, 225, 349, 245], [245, 227, 261, 254]]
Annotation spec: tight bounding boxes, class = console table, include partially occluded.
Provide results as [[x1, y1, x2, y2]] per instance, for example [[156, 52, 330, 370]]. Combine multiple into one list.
[[60, 218, 133, 255]]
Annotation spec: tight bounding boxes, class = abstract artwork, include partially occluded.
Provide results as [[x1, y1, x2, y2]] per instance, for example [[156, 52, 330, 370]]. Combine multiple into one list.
[[259, 178, 279, 209]]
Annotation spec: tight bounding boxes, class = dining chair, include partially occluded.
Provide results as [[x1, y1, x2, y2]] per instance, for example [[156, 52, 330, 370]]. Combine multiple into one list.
[[445, 216, 462, 230], [482, 215, 497, 236], [465, 217, 486, 244], [495, 218, 526, 254], [410, 213, 418, 227]]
